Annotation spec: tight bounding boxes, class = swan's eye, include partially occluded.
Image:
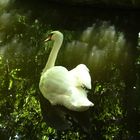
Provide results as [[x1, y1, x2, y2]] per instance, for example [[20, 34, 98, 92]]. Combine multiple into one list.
[[44, 33, 53, 42]]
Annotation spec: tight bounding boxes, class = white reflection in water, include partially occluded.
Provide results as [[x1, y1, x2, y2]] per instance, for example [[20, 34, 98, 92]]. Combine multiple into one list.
[[64, 23, 128, 76], [0, 12, 11, 26], [138, 32, 140, 46], [0, 0, 10, 7]]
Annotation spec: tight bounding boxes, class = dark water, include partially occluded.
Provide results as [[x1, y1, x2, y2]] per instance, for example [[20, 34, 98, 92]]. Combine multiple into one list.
[[0, 0, 140, 140]]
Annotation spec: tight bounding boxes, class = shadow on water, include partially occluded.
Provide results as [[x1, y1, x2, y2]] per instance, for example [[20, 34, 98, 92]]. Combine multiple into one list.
[[13, 0, 140, 31]]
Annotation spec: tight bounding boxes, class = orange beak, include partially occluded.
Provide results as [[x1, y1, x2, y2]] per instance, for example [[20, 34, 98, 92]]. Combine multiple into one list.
[[44, 33, 53, 42]]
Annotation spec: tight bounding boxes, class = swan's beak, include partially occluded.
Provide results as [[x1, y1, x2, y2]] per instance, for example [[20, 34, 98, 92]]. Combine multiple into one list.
[[44, 37, 51, 42], [44, 33, 53, 42]]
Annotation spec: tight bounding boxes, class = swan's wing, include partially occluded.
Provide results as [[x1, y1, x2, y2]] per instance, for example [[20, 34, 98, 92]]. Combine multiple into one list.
[[40, 66, 70, 91], [39, 66, 72, 105], [69, 64, 91, 89]]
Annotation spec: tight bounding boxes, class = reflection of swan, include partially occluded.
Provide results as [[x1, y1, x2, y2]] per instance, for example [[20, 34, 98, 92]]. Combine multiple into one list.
[[39, 31, 94, 112]]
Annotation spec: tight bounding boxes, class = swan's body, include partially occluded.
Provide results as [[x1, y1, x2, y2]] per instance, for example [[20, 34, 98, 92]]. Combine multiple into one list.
[[39, 31, 94, 112]]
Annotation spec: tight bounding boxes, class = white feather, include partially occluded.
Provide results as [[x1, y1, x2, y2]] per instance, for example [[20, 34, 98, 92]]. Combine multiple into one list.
[[69, 64, 91, 89]]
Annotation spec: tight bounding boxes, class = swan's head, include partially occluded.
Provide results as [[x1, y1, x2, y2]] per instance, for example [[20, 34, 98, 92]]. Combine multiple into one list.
[[45, 31, 63, 42]]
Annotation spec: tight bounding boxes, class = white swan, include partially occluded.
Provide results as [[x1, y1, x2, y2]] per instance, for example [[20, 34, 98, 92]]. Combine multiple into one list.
[[39, 31, 94, 112]]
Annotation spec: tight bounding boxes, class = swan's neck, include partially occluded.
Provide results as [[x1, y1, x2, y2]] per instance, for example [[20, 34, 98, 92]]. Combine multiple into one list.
[[42, 37, 63, 73]]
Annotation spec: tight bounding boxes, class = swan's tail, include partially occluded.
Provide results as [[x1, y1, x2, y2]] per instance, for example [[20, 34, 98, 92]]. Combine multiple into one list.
[[71, 99, 94, 112]]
